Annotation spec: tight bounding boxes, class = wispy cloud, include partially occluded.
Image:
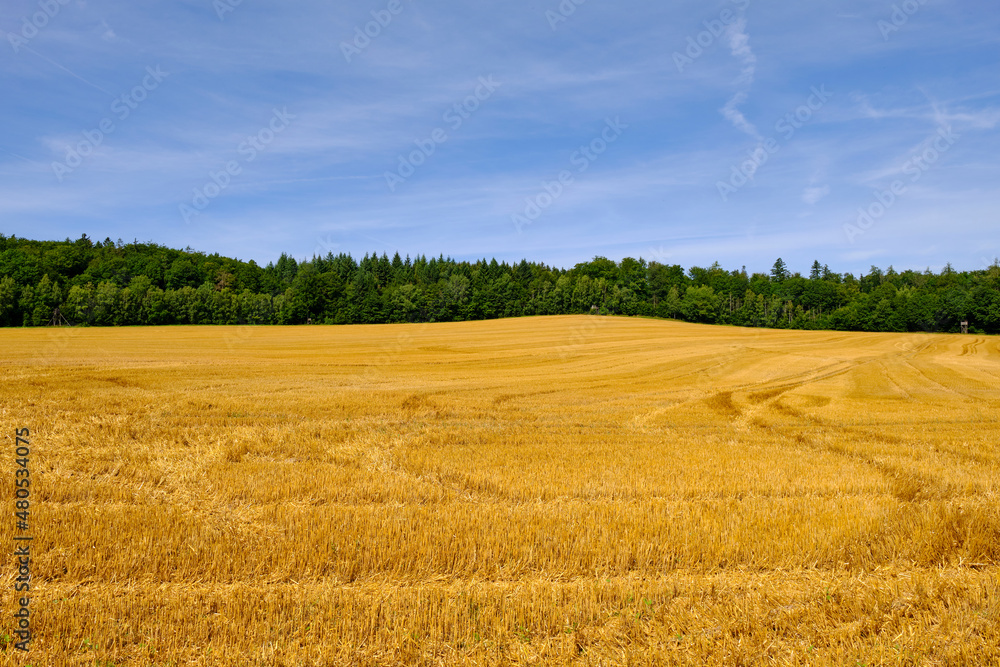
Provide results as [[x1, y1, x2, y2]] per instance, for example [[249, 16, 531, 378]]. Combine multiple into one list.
[[726, 17, 756, 85], [719, 17, 759, 140], [721, 92, 759, 140], [99, 20, 116, 41], [802, 185, 830, 205]]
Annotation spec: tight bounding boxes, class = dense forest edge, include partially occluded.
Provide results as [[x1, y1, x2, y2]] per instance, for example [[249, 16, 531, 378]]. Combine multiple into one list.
[[1, 234, 998, 334]]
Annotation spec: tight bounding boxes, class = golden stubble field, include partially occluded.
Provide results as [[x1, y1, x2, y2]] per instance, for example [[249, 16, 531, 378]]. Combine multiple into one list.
[[0, 315, 998, 665]]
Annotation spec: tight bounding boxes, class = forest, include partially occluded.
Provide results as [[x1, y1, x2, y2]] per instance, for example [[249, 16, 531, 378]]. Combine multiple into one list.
[[1, 234, 998, 333]]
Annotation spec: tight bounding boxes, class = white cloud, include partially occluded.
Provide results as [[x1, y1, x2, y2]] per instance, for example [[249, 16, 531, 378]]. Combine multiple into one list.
[[725, 17, 756, 85], [721, 92, 759, 140], [802, 186, 830, 205], [718, 17, 759, 139]]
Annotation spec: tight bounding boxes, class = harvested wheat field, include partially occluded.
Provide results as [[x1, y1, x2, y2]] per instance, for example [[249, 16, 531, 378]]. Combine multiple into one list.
[[1, 315, 998, 665]]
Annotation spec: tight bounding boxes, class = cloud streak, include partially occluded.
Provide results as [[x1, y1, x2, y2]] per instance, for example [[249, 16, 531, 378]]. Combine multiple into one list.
[[726, 17, 756, 85], [719, 17, 759, 140]]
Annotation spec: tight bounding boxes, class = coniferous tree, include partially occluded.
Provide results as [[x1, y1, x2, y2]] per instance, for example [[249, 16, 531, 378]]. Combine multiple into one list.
[[0, 235, 995, 333]]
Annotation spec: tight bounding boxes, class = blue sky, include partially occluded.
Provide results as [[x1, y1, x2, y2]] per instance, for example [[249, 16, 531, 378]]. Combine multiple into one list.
[[2, 0, 998, 276]]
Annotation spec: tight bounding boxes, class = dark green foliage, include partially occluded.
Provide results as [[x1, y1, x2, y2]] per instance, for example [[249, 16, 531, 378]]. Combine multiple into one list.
[[0, 233, 996, 334]]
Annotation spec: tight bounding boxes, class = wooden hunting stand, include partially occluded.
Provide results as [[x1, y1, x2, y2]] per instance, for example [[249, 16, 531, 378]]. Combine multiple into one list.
[[961, 320, 969, 334], [48, 308, 71, 327]]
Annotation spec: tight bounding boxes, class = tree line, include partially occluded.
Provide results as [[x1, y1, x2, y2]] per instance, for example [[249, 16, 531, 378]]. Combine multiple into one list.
[[1, 234, 998, 334]]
